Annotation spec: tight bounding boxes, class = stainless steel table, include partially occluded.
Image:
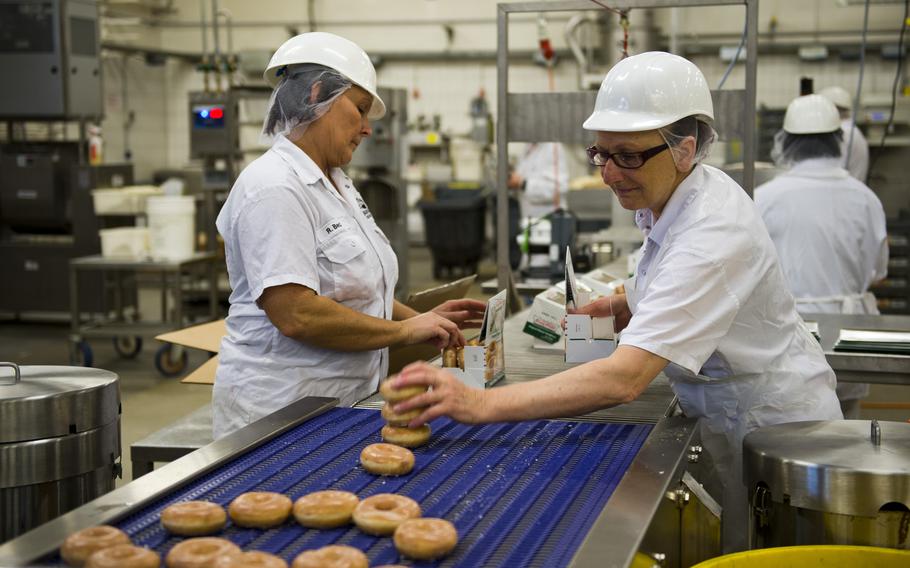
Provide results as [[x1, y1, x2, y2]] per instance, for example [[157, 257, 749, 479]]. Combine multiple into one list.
[[68, 252, 220, 374], [130, 403, 214, 479], [806, 312, 910, 386]]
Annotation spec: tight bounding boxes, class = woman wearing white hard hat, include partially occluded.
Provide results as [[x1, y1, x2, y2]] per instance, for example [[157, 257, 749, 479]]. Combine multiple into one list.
[[212, 32, 485, 439], [755, 94, 888, 419], [388, 52, 842, 551], [819, 85, 870, 182]]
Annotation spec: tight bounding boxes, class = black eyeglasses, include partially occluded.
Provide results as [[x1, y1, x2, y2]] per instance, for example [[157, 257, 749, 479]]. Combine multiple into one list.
[[586, 143, 669, 169]]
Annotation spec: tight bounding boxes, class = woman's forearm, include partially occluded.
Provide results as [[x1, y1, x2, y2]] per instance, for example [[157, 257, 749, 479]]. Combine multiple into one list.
[[261, 284, 405, 351]]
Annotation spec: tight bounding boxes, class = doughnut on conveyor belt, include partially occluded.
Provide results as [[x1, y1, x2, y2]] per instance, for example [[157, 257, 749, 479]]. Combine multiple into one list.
[[32, 407, 651, 567]]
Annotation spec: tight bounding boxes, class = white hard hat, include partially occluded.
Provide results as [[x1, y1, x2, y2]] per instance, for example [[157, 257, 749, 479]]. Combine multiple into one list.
[[264, 32, 386, 119], [818, 86, 852, 110], [583, 51, 714, 132], [783, 94, 841, 134]]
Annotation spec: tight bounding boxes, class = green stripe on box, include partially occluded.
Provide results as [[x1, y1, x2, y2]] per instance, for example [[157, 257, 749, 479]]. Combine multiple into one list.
[[523, 321, 561, 344]]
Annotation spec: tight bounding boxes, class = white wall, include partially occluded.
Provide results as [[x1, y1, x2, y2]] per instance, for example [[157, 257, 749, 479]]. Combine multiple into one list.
[[98, 0, 908, 180]]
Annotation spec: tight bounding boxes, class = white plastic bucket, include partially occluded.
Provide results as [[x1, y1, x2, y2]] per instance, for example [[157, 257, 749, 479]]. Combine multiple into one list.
[[147, 195, 196, 260]]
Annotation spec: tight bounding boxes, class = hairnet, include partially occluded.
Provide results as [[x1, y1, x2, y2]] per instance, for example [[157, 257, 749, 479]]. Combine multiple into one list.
[[770, 129, 842, 168], [260, 63, 352, 144], [658, 116, 717, 169]]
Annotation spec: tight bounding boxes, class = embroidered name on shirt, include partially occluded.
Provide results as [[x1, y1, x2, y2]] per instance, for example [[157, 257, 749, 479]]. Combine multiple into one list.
[[322, 219, 347, 236], [355, 196, 374, 221]]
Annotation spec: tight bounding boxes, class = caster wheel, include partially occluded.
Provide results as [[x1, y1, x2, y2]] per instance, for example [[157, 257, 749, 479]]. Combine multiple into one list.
[[113, 336, 143, 359], [71, 341, 93, 367], [155, 345, 188, 377]]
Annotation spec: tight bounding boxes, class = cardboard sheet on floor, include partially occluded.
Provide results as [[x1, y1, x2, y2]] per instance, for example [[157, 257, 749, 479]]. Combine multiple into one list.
[[155, 319, 226, 385], [156, 277, 477, 385]]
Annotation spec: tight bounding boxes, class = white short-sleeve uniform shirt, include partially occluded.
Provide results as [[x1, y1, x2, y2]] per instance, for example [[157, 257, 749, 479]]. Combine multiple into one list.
[[754, 157, 888, 402], [619, 164, 842, 549], [212, 136, 398, 439]]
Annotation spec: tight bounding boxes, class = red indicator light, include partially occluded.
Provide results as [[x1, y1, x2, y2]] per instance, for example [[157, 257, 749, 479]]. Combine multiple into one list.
[[210, 107, 224, 119]]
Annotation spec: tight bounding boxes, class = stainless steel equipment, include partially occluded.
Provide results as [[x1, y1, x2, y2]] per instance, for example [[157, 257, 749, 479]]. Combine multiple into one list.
[[0, 0, 102, 118], [0, 143, 133, 313], [745, 420, 910, 550], [0, 363, 120, 543]]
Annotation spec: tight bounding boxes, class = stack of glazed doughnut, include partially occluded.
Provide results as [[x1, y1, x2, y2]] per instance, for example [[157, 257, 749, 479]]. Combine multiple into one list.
[[377, 379, 432, 450]]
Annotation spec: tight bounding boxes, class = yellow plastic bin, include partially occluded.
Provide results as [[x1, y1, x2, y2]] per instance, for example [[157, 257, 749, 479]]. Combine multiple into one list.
[[692, 545, 910, 567]]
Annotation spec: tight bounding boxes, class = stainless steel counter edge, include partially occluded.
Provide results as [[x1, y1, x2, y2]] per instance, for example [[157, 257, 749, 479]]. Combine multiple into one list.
[[569, 415, 698, 568], [0, 397, 339, 566]]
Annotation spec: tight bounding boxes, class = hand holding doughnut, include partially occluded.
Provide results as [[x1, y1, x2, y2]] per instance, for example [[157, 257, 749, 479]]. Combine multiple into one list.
[[390, 362, 488, 426]]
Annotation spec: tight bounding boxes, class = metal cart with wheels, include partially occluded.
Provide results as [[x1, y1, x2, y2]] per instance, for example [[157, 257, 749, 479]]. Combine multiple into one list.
[[68, 252, 220, 376]]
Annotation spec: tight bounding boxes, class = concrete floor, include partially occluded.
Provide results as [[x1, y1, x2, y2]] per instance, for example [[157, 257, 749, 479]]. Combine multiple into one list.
[[1, 245, 906, 488]]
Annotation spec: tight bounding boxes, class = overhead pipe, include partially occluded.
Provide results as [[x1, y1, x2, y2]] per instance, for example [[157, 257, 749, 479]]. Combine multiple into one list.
[[199, 0, 211, 92], [211, 0, 222, 93], [217, 8, 236, 88]]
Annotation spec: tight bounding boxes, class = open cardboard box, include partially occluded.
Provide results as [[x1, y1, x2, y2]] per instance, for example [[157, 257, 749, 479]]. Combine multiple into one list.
[[156, 275, 478, 385]]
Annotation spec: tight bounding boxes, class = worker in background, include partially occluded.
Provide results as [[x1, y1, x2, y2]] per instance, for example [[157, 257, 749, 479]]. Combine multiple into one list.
[[819, 85, 870, 182], [390, 52, 842, 553], [755, 94, 888, 419], [508, 142, 570, 219], [213, 32, 485, 439]]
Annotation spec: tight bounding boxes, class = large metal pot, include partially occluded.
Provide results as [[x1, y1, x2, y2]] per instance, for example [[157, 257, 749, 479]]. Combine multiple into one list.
[[0, 363, 120, 543], [744, 420, 910, 550]]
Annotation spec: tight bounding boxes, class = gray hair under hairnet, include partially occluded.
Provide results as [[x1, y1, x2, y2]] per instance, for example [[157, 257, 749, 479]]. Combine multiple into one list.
[[260, 63, 352, 144], [658, 116, 717, 169], [770, 129, 842, 169]]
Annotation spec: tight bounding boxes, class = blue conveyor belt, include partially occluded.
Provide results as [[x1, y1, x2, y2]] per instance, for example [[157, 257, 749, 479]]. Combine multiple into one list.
[[48, 408, 651, 567]]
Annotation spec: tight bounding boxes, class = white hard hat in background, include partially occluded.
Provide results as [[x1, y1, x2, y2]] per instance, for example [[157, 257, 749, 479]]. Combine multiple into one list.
[[264, 31, 386, 119], [583, 51, 714, 132], [818, 86, 852, 110], [783, 94, 841, 134]]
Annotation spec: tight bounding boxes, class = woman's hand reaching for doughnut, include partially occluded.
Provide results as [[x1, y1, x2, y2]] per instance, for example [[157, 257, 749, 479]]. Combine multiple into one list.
[[389, 362, 488, 425]]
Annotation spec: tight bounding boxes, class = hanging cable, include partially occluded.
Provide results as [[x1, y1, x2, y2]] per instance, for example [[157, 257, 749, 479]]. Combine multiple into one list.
[[869, 0, 908, 176], [717, 19, 747, 89], [588, 0, 630, 59], [619, 11, 630, 58], [847, 0, 872, 168]]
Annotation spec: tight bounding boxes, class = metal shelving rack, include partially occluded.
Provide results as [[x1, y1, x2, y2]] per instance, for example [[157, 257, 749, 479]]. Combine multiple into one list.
[[495, 0, 759, 308]]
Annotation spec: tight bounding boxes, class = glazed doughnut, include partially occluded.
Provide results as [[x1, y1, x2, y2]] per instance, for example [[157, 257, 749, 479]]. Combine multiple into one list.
[[360, 443, 415, 476], [394, 518, 458, 560], [290, 545, 368, 568], [351, 493, 421, 536], [228, 491, 292, 529], [379, 378, 428, 403], [212, 551, 287, 568], [442, 347, 458, 368], [381, 424, 431, 448], [164, 537, 241, 568], [160, 501, 226, 536], [380, 402, 423, 426], [61, 525, 131, 566], [85, 544, 160, 568], [292, 490, 359, 529], [457, 346, 465, 369]]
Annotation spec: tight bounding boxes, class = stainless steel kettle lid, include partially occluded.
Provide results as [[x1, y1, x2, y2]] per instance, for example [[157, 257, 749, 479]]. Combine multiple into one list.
[[0, 363, 120, 443], [743, 420, 910, 517]]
